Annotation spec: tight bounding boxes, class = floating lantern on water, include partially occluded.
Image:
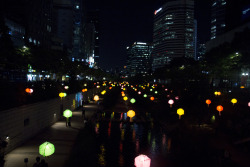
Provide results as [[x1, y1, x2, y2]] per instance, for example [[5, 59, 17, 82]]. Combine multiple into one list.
[[217, 92, 221, 96], [64, 86, 69, 90], [39, 142, 55, 157], [168, 99, 174, 107], [154, 91, 158, 94], [138, 91, 141, 95], [231, 98, 237, 105], [248, 102, 250, 107], [206, 99, 211, 107], [211, 115, 216, 123], [101, 90, 106, 95], [214, 91, 218, 96], [150, 97, 154, 101], [177, 108, 184, 119], [94, 95, 99, 101], [134, 154, 151, 167], [144, 94, 147, 98], [216, 105, 223, 116], [25, 88, 33, 94], [123, 96, 128, 101], [130, 98, 136, 104], [175, 96, 179, 100]]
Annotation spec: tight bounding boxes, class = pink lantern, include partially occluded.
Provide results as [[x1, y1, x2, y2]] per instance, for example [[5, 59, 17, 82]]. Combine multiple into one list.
[[168, 99, 174, 108], [134, 154, 151, 167], [248, 102, 250, 107]]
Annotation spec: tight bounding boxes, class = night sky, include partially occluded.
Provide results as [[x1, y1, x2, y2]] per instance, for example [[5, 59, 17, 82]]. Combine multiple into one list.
[[87, 0, 211, 70]]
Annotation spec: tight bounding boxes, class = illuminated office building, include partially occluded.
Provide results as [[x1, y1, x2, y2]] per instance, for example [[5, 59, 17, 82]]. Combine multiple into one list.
[[211, 0, 250, 40], [152, 0, 195, 71], [126, 42, 153, 77]]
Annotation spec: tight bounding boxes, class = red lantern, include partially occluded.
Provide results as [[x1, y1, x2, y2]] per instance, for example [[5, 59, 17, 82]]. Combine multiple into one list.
[[150, 97, 154, 101], [134, 154, 151, 167], [216, 105, 223, 116]]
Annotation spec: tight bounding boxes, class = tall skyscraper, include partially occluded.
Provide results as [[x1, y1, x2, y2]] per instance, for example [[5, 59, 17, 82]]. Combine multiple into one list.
[[86, 10, 100, 68], [71, 0, 84, 61], [126, 42, 153, 77], [152, 0, 195, 71]]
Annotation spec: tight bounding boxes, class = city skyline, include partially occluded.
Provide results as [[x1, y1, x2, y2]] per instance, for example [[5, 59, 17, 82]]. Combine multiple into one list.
[[88, 0, 211, 70]]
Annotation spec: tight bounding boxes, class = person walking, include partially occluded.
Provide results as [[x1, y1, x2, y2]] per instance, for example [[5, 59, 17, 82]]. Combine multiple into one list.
[[32, 157, 40, 167], [40, 159, 48, 167]]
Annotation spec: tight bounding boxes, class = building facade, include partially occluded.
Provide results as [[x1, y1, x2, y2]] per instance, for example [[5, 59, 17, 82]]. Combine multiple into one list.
[[210, 0, 250, 40], [152, 0, 195, 71], [126, 42, 153, 77]]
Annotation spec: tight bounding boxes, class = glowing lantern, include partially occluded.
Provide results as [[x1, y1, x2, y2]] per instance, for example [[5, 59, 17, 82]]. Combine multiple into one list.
[[97, 85, 100, 88], [175, 96, 179, 100], [144, 94, 147, 98], [94, 95, 99, 101], [217, 92, 221, 96], [64, 86, 69, 90], [138, 91, 141, 95], [82, 89, 85, 92], [121, 91, 124, 94], [134, 154, 151, 167], [154, 91, 158, 94], [63, 109, 72, 118], [59, 92, 66, 98], [127, 110, 135, 118], [240, 86, 245, 89], [211, 115, 216, 123], [177, 108, 184, 119], [214, 91, 218, 96], [150, 89, 153, 91], [123, 96, 128, 101], [216, 105, 223, 116], [165, 89, 168, 91], [248, 102, 250, 107], [231, 98, 237, 105], [135, 89, 137, 91], [122, 93, 125, 97], [130, 98, 136, 104], [168, 99, 174, 107], [25, 88, 33, 94], [206, 99, 211, 107], [101, 90, 106, 95], [150, 97, 154, 101], [39, 142, 55, 157], [109, 87, 112, 89]]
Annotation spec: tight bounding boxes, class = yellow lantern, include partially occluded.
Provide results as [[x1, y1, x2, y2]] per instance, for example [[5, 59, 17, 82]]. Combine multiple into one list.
[[177, 108, 184, 119], [123, 96, 128, 101], [59, 92, 65, 98], [214, 91, 218, 96], [94, 95, 99, 101], [127, 110, 135, 118], [231, 98, 237, 105]]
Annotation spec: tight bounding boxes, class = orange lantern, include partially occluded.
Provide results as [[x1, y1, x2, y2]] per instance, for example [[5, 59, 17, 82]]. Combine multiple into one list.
[[82, 89, 85, 92], [150, 97, 154, 101], [216, 105, 223, 116], [206, 99, 211, 107], [25, 88, 30, 93], [217, 92, 221, 96]]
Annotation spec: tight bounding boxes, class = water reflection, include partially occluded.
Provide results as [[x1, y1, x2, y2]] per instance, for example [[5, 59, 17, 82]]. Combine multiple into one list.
[[96, 112, 171, 167]]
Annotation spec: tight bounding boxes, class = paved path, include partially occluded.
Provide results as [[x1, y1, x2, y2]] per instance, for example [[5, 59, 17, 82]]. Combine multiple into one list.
[[3, 103, 98, 167]]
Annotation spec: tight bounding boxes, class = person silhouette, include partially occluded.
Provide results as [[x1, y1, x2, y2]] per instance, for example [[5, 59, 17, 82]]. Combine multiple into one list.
[[32, 157, 40, 167], [40, 159, 48, 167]]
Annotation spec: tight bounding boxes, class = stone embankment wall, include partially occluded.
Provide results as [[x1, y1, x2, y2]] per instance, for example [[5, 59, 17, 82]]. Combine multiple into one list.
[[0, 88, 100, 154]]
